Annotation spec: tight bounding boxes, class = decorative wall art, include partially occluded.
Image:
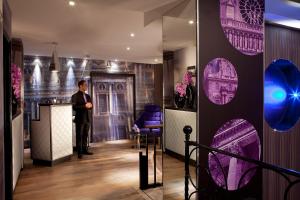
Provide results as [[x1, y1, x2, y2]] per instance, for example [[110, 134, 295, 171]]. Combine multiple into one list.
[[203, 58, 238, 105], [197, 0, 264, 198], [208, 119, 261, 190], [24, 55, 158, 145], [220, 0, 264, 55], [264, 59, 300, 132]]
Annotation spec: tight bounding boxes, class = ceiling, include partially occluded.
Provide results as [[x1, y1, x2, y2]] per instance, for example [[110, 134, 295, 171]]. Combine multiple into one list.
[[12, 0, 297, 63], [163, 0, 196, 51], [266, 0, 300, 29], [163, 17, 196, 51], [9, 0, 189, 64]]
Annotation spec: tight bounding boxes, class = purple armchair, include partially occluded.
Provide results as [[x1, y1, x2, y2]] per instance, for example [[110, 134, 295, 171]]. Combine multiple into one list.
[[135, 104, 162, 135], [132, 104, 163, 148]]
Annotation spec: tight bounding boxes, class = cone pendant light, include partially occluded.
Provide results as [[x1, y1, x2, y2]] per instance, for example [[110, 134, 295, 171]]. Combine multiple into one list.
[[49, 42, 60, 72]]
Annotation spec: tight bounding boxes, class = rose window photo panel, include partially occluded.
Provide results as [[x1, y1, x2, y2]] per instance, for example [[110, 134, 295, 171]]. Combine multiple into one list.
[[203, 58, 238, 105], [220, 0, 264, 55], [208, 119, 261, 191]]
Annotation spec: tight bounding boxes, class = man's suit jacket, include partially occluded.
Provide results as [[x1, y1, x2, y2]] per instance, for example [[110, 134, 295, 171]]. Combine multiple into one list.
[[71, 91, 92, 124]]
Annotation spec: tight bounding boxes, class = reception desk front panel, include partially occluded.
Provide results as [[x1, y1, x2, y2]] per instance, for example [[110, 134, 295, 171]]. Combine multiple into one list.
[[31, 104, 73, 164], [31, 106, 51, 161], [164, 108, 196, 160], [51, 105, 73, 160]]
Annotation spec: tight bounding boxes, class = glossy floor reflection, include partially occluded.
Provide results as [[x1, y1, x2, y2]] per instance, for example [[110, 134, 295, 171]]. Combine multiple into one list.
[[13, 140, 171, 200], [163, 154, 196, 200]]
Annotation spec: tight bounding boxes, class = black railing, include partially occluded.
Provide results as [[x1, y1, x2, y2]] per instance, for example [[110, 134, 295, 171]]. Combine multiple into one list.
[[183, 125, 300, 200]]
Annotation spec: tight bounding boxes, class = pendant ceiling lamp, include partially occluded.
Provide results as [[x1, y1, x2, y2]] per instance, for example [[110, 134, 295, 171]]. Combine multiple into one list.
[[49, 42, 60, 72]]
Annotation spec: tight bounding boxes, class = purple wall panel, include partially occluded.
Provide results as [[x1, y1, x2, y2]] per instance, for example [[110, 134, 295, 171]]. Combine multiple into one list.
[[197, 0, 264, 197], [208, 119, 261, 190], [220, 0, 264, 55], [203, 58, 238, 105]]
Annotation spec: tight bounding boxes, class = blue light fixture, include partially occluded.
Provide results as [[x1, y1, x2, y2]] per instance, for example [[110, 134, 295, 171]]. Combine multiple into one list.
[[290, 91, 300, 100], [265, 85, 287, 104], [264, 59, 300, 132]]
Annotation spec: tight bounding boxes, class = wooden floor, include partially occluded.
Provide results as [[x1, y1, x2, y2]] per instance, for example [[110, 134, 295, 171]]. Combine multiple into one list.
[[163, 155, 196, 200], [13, 140, 189, 200]]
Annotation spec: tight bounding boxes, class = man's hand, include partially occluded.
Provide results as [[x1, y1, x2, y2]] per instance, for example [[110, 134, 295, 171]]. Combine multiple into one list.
[[85, 102, 93, 109]]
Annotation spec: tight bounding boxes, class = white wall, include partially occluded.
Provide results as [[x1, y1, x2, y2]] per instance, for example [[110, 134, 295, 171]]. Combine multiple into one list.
[[174, 45, 196, 87], [12, 114, 23, 190]]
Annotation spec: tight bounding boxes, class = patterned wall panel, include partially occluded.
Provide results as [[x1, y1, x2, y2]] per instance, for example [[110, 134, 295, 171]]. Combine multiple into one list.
[[51, 105, 73, 160], [24, 55, 159, 143], [165, 109, 196, 160], [92, 76, 134, 142], [12, 114, 23, 190], [31, 106, 51, 160]]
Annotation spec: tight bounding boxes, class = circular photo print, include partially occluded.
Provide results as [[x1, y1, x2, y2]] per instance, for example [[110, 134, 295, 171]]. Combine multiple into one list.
[[203, 58, 238, 105], [220, 0, 264, 55], [208, 119, 261, 190]]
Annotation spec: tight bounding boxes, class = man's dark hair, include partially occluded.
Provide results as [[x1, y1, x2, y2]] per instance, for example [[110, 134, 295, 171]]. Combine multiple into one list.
[[78, 80, 86, 87]]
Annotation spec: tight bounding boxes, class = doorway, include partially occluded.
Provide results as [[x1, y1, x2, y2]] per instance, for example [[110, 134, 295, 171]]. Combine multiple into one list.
[[91, 73, 136, 142]]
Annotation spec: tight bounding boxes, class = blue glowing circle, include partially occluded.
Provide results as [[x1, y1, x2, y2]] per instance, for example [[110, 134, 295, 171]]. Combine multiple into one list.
[[264, 59, 300, 132], [264, 85, 287, 104]]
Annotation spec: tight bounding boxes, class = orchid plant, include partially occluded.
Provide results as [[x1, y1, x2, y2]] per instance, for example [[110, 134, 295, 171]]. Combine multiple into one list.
[[183, 71, 194, 85], [11, 63, 22, 100], [175, 82, 187, 97], [175, 71, 194, 97]]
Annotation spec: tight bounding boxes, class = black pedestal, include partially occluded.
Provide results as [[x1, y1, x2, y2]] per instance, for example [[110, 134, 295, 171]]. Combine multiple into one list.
[[139, 151, 148, 190]]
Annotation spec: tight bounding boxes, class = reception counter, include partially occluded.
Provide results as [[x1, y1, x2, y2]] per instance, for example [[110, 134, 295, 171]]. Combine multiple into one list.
[[164, 108, 196, 160], [31, 104, 73, 165]]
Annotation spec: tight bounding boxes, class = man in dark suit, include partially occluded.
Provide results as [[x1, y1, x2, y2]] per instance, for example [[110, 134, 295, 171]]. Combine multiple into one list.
[[72, 80, 93, 158]]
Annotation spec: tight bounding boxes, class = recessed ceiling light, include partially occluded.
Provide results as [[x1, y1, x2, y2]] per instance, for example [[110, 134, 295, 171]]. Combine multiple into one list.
[[130, 33, 135, 37], [126, 47, 131, 51], [69, 1, 76, 6], [114, 59, 118, 62], [188, 20, 194, 25], [154, 59, 159, 62]]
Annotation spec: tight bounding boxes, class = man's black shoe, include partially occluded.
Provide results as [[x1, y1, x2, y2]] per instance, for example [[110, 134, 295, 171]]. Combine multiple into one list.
[[82, 151, 93, 155], [78, 154, 83, 159]]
